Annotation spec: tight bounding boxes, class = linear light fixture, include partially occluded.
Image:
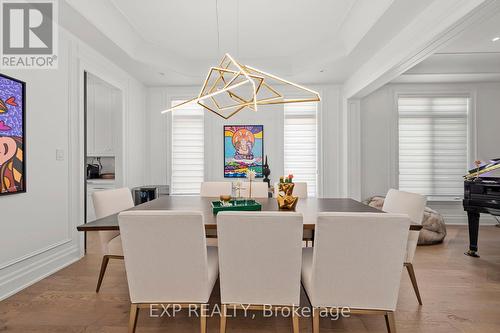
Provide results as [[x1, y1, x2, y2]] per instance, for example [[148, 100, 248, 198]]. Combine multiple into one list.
[[161, 53, 321, 119]]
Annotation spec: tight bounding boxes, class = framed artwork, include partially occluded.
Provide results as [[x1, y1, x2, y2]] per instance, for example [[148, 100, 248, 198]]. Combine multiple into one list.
[[224, 125, 264, 178], [0, 73, 26, 195]]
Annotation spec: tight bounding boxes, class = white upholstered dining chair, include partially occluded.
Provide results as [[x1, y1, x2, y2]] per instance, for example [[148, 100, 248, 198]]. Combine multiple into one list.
[[200, 181, 232, 197], [118, 210, 218, 333], [239, 181, 269, 198], [383, 189, 426, 305], [92, 187, 134, 292], [217, 212, 303, 333], [200, 181, 232, 245], [274, 181, 308, 198], [302, 212, 410, 333], [292, 182, 308, 198]]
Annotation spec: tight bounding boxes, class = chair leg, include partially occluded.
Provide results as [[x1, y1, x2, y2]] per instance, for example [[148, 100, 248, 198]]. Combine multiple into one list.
[[128, 304, 139, 333], [384, 311, 396, 333], [200, 308, 207, 333], [96, 255, 110, 292], [312, 307, 320, 333], [405, 263, 423, 305], [220, 304, 227, 333], [292, 307, 300, 333]]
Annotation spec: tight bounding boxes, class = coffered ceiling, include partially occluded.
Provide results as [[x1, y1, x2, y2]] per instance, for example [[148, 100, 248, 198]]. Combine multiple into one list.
[[61, 0, 495, 88], [63, 0, 440, 85]]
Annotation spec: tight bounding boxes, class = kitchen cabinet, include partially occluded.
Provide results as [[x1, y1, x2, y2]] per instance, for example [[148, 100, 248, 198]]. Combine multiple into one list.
[[86, 75, 120, 157]]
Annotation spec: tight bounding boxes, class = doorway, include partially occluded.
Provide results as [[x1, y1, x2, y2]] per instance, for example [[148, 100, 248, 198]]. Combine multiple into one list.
[[84, 71, 124, 254]]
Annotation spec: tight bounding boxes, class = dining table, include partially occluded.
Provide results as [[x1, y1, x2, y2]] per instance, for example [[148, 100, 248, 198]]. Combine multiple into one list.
[[77, 196, 423, 233]]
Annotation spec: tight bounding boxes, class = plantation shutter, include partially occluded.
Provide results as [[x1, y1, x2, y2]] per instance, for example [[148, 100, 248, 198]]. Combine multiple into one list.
[[398, 96, 468, 199], [171, 100, 204, 195], [284, 102, 318, 197]]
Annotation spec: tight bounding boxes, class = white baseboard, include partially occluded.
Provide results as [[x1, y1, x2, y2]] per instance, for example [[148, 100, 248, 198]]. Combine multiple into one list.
[[426, 202, 498, 226], [0, 242, 82, 301], [442, 214, 498, 226]]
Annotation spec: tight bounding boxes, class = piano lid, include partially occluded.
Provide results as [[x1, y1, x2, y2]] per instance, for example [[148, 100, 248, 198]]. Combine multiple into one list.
[[464, 159, 500, 179]]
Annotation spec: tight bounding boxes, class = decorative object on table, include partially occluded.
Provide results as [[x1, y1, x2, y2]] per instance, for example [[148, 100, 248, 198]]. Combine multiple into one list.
[[363, 196, 447, 245], [211, 199, 262, 214], [161, 53, 320, 119], [232, 181, 243, 199], [224, 125, 263, 178], [464, 158, 500, 180], [277, 176, 298, 210], [220, 194, 232, 204], [246, 169, 256, 199], [262, 155, 271, 188], [0, 73, 25, 196]]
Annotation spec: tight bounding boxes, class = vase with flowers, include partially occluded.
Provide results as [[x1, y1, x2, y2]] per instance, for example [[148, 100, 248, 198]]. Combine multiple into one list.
[[277, 173, 298, 210]]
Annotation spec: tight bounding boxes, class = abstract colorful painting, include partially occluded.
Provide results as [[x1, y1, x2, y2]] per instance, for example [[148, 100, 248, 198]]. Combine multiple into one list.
[[0, 74, 25, 195], [224, 125, 264, 178]]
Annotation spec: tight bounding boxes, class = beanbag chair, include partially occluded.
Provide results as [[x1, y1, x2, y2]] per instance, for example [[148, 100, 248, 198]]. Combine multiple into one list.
[[363, 196, 447, 245]]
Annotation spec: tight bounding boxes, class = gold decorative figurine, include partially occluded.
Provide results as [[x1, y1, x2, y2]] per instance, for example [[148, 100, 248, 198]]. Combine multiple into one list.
[[277, 182, 298, 210]]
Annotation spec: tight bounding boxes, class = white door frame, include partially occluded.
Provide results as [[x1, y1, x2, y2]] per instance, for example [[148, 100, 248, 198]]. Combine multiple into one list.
[[73, 54, 128, 254]]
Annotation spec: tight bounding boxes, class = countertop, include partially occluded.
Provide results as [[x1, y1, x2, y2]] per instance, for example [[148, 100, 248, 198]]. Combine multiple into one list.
[[86, 179, 116, 185]]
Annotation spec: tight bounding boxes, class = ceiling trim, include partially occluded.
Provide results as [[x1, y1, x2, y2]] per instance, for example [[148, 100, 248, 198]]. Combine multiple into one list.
[[64, 0, 199, 76], [63, 0, 407, 84], [339, 0, 395, 55], [393, 73, 500, 83], [342, 0, 500, 99]]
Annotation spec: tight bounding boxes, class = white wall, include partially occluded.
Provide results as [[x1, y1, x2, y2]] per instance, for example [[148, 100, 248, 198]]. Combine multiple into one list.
[[360, 82, 500, 224], [145, 85, 342, 197], [0, 27, 146, 300], [124, 79, 146, 188]]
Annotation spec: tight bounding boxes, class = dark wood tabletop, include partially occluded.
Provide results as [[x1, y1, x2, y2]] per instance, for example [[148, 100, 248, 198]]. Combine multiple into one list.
[[77, 196, 422, 231]]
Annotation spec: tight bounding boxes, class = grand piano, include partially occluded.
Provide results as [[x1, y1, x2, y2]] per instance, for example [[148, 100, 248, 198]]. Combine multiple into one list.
[[463, 159, 500, 257]]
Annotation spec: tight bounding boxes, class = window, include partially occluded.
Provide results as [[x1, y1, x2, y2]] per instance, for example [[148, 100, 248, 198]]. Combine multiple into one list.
[[170, 100, 204, 195], [284, 102, 318, 197], [398, 96, 469, 199]]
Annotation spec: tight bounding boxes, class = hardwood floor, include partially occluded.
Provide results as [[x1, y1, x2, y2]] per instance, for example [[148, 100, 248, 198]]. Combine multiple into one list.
[[1, 225, 500, 332]]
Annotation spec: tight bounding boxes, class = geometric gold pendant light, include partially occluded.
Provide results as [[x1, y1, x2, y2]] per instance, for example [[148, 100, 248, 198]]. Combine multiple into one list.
[[161, 53, 321, 119]]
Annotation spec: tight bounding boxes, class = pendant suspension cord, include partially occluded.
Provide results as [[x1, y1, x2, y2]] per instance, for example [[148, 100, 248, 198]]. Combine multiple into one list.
[[236, 0, 239, 58], [215, 0, 221, 57]]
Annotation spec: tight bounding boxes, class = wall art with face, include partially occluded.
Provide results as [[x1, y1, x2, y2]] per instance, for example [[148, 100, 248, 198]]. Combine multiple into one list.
[[0, 74, 25, 195]]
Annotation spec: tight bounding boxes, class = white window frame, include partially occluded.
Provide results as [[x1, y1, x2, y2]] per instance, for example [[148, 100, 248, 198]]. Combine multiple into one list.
[[166, 93, 205, 195], [283, 100, 319, 197], [392, 90, 476, 202]]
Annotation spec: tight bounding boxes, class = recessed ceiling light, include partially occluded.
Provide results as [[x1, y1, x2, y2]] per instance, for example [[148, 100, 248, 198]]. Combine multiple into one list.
[[492, 37, 500, 42]]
